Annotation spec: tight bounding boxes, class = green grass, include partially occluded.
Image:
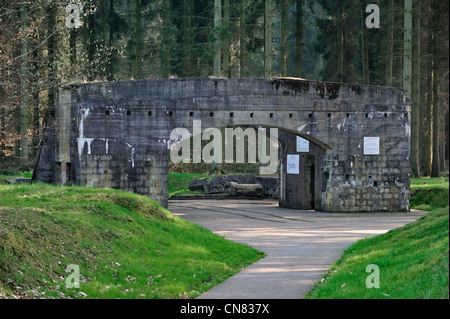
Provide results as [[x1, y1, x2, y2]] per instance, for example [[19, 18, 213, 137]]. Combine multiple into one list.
[[168, 173, 212, 197], [0, 183, 263, 299], [2, 172, 448, 299], [305, 177, 449, 299], [410, 177, 449, 211]]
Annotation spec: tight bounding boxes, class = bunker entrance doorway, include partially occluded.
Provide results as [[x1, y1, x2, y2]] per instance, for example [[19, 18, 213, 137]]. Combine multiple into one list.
[[278, 129, 327, 211], [169, 125, 328, 211]]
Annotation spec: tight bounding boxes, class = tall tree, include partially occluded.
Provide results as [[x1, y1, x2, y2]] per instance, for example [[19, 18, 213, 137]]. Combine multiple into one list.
[[403, 0, 413, 100], [161, 0, 172, 78], [411, 0, 421, 177], [181, 0, 194, 77], [264, 0, 273, 78], [295, 0, 303, 77], [336, 11, 344, 82], [315, 1, 359, 83], [18, 1, 29, 160], [213, 0, 222, 77], [222, 0, 231, 77], [430, 0, 440, 177], [403, 0, 415, 177], [360, 0, 369, 84], [385, 0, 394, 86], [280, 0, 288, 76], [422, 2, 434, 176], [130, 0, 143, 79], [86, 0, 96, 81], [106, 0, 117, 81], [239, 0, 247, 77], [68, 3, 78, 78], [47, 0, 57, 115]]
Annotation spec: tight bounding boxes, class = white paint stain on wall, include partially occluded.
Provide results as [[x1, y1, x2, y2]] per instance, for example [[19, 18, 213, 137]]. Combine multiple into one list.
[[77, 108, 136, 167]]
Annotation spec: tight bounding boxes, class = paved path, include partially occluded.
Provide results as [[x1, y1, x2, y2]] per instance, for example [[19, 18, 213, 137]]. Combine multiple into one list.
[[169, 199, 427, 299]]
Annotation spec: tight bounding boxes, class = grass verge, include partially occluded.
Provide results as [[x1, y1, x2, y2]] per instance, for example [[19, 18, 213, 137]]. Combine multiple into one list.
[[0, 183, 263, 299], [168, 173, 212, 197], [305, 177, 449, 299], [410, 177, 449, 211]]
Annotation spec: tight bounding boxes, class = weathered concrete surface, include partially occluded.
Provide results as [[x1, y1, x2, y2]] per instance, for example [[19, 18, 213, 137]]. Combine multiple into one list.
[[169, 199, 427, 299], [188, 174, 279, 198], [34, 77, 412, 212], [4, 177, 32, 185]]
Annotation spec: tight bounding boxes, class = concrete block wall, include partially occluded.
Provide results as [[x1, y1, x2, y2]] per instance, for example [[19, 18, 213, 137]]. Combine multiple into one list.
[[34, 77, 411, 212]]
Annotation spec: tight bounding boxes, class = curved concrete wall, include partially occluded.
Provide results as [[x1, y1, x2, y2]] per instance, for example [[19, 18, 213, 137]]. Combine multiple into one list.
[[34, 77, 411, 212]]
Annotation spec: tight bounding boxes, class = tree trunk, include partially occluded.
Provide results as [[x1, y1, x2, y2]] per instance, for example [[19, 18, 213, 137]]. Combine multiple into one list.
[[280, 0, 288, 76], [130, 0, 143, 79], [0, 103, 5, 157], [431, 23, 440, 177], [403, 0, 413, 98], [223, 0, 230, 78], [181, 0, 194, 77], [87, 1, 96, 81], [69, 28, 77, 77], [240, 0, 247, 77], [440, 111, 446, 171], [100, 0, 108, 80], [423, 16, 433, 176], [213, 0, 221, 77], [19, 1, 29, 161], [337, 13, 344, 82], [107, 0, 115, 81], [47, 0, 56, 117], [32, 44, 40, 159], [385, 0, 394, 86], [411, 0, 421, 177], [264, 0, 273, 78], [361, 1, 369, 84], [295, 0, 303, 77], [161, 0, 172, 78]]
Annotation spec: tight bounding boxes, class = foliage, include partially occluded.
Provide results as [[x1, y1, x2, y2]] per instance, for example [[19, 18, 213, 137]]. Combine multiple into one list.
[[0, 0, 448, 177]]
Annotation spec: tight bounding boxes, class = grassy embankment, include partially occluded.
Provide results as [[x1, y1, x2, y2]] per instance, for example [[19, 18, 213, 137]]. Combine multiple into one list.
[[305, 177, 449, 299], [0, 181, 263, 299], [1, 172, 448, 299]]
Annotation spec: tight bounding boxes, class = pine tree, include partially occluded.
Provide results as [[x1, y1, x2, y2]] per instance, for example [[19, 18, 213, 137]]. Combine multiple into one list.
[[130, 0, 143, 79], [18, 1, 30, 160], [213, 0, 222, 77], [411, 0, 421, 177], [280, 0, 288, 76], [240, 0, 247, 77], [295, 0, 303, 77], [385, 0, 394, 86], [264, 0, 273, 78]]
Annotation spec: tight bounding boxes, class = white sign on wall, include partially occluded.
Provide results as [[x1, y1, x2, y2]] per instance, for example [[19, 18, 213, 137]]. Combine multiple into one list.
[[364, 137, 380, 155], [296, 136, 310, 153], [287, 154, 300, 175]]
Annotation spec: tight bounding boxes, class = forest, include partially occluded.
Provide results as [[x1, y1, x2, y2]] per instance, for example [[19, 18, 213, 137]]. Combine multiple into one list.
[[0, 0, 448, 178]]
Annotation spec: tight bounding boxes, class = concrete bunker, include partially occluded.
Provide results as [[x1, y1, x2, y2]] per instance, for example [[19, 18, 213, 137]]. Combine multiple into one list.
[[33, 77, 412, 212], [168, 123, 329, 210]]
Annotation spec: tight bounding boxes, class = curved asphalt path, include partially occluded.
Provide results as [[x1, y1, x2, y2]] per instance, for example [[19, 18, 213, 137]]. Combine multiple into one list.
[[169, 199, 427, 299]]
